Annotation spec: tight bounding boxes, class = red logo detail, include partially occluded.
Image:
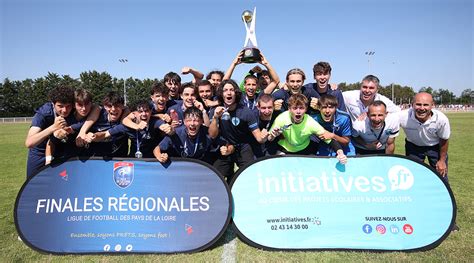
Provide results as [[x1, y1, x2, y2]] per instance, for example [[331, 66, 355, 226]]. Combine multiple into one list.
[[185, 224, 193, 234], [376, 224, 386, 234], [403, 224, 414, 234], [59, 170, 68, 180]]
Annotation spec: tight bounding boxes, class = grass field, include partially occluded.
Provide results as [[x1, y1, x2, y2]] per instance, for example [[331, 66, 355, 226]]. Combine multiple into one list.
[[1, 113, 473, 262]]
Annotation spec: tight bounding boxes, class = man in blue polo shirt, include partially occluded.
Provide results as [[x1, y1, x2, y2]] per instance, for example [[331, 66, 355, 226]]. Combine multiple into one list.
[[154, 107, 225, 165], [86, 92, 130, 157], [272, 68, 319, 114], [222, 50, 280, 114], [167, 82, 209, 128], [250, 94, 279, 158], [209, 80, 269, 182], [312, 94, 355, 156], [122, 101, 171, 158], [303, 61, 346, 111], [25, 86, 75, 178]]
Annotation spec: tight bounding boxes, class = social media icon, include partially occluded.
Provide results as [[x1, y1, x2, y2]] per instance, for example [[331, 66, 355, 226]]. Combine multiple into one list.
[[376, 224, 386, 234], [103, 244, 110, 251], [125, 244, 133, 251], [403, 224, 414, 234], [362, 224, 372, 234], [114, 244, 122, 251], [390, 225, 399, 234]]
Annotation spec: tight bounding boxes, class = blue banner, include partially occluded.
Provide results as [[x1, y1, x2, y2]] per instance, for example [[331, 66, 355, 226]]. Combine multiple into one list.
[[15, 158, 231, 254], [231, 155, 456, 251]]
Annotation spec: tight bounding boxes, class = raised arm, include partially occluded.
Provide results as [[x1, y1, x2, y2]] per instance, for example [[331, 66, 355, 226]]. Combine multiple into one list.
[[260, 52, 280, 94], [208, 107, 224, 139], [223, 51, 244, 80], [182, 67, 204, 84], [76, 105, 101, 147]]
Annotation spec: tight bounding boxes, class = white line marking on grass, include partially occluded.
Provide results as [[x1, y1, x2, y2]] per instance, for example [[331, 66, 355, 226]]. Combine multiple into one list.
[[221, 226, 237, 263]]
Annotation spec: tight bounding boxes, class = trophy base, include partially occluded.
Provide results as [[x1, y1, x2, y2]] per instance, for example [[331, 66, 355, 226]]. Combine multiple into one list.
[[241, 48, 261, 64]]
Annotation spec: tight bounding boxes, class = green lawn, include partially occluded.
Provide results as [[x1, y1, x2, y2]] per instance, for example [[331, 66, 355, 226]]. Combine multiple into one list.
[[1, 113, 473, 262]]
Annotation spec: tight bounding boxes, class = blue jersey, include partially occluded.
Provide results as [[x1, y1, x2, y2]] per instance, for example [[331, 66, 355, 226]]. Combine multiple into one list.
[[49, 112, 89, 160], [209, 104, 259, 145], [127, 118, 165, 158], [249, 114, 278, 158], [272, 86, 318, 113], [27, 103, 75, 178], [303, 83, 347, 111], [166, 101, 186, 127], [89, 108, 129, 157], [159, 126, 222, 164], [148, 100, 177, 115], [312, 110, 355, 156], [239, 94, 259, 116]]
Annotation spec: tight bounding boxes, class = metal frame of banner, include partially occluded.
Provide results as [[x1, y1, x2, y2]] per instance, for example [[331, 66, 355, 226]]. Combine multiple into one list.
[[229, 154, 457, 252], [14, 156, 233, 255]]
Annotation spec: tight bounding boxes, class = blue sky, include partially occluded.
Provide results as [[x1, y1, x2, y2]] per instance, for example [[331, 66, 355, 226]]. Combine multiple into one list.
[[1, 0, 472, 95]]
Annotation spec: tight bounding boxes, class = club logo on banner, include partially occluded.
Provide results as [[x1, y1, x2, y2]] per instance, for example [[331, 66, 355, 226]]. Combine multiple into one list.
[[230, 155, 456, 251], [15, 158, 231, 254], [113, 162, 134, 188]]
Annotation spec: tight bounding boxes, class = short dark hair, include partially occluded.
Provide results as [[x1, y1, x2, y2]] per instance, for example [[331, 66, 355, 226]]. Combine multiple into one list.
[[362, 75, 380, 88], [74, 88, 93, 104], [370, 100, 387, 109], [183, 106, 203, 120], [49, 86, 75, 104], [313, 61, 332, 75], [163, 72, 181, 85], [198, 79, 212, 88], [244, 75, 258, 84], [318, 94, 338, 108], [206, 70, 224, 80], [150, 81, 169, 96], [102, 91, 124, 106], [134, 100, 151, 111], [179, 82, 198, 96], [216, 79, 242, 105]]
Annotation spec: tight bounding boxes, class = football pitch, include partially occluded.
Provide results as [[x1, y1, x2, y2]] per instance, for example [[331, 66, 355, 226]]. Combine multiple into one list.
[[0, 112, 472, 262]]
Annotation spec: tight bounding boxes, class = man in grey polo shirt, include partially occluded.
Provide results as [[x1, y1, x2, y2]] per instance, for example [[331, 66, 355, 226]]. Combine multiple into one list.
[[400, 92, 458, 231], [352, 100, 400, 155]]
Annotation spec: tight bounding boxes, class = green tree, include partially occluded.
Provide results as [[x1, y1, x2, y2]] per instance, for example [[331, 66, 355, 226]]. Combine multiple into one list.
[[433, 89, 455, 105], [459, 89, 473, 105], [80, 71, 114, 104], [419, 86, 434, 94]]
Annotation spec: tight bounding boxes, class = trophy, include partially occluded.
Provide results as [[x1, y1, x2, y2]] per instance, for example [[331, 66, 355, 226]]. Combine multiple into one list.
[[241, 7, 260, 63]]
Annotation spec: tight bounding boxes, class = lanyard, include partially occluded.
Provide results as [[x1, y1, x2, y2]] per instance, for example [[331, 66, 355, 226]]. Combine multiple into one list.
[[184, 134, 200, 157], [370, 122, 386, 141], [244, 95, 257, 110]]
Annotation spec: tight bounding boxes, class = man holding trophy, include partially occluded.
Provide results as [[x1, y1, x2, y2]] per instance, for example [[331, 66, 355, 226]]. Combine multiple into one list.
[[223, 7, 281, 113], [241, 7, 260, 63]]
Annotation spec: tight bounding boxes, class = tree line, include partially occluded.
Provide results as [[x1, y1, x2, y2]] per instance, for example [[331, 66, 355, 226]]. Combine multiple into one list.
[[0, 71, 472, 117]]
